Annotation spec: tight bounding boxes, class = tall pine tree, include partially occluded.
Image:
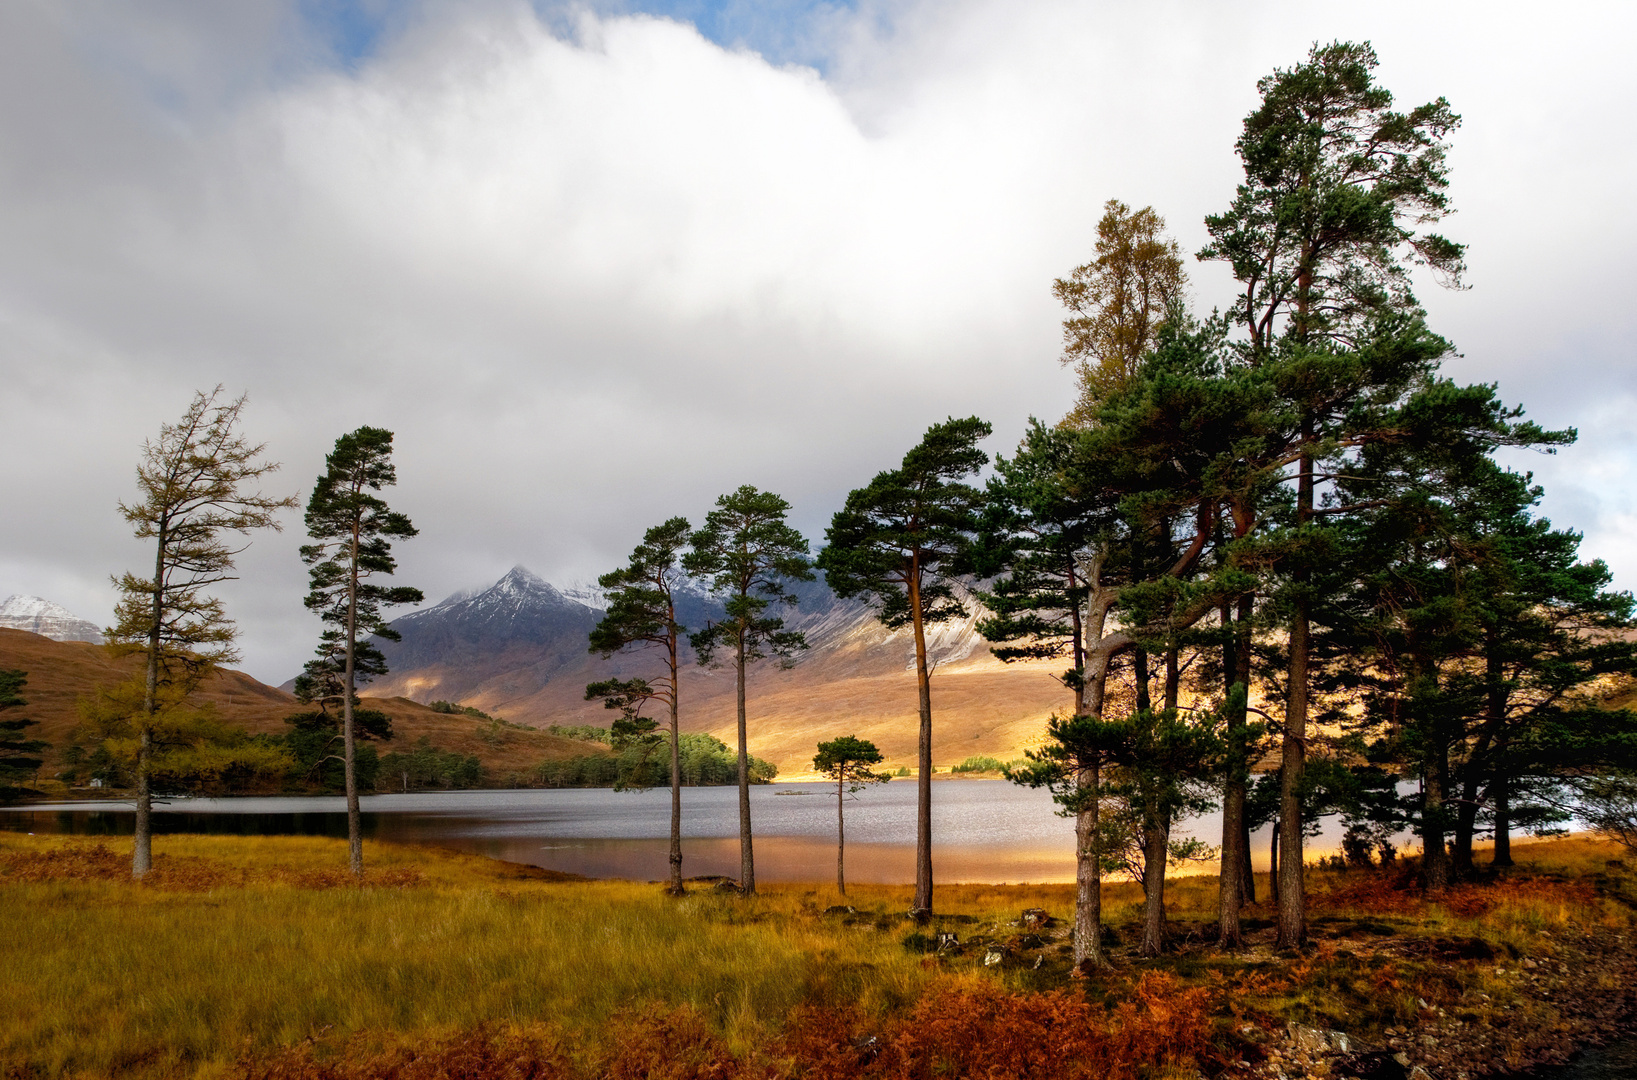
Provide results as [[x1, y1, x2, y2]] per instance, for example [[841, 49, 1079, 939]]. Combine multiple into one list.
[[301, 426, 422, 877]]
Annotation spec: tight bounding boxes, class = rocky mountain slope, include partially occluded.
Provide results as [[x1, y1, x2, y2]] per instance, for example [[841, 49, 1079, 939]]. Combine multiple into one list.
[[364, 567, 1071, 777], [0, 595, 103, 644]]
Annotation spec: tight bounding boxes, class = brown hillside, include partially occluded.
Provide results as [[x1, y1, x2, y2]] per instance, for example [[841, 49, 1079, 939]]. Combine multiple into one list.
[[370, 637, 1077, 780], [0, 628, 596, 778]]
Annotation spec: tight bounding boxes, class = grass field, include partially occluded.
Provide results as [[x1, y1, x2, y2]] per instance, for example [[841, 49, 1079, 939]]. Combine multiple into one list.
[[2, 832, 1632, 1079]]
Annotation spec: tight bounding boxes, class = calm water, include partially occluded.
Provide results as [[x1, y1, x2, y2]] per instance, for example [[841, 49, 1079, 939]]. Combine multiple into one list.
[[1533, 1040, 1637, 1080], [0, 780, 1376, 883]]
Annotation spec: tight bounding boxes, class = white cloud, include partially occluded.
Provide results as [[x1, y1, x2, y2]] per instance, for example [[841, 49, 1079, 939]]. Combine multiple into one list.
[[1, 0, 1633, 680]]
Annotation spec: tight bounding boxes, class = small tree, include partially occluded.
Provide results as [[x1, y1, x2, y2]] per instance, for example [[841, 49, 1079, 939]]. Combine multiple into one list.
[[107, 387, 295, 878], [686, 486, 813, 896], [301, 427, 422, 877], [818, 416, 991, 915], [813, 735, 889, 896], [0, 671, 48, 792], [588, 517, 692, 895]]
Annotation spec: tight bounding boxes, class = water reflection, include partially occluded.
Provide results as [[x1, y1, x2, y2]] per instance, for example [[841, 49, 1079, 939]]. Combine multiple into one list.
[[1, 780, 1388, 883]]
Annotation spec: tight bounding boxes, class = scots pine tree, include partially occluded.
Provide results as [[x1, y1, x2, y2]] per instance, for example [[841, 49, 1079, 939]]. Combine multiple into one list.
[[812, 735, 889, 896], [301, 427, 422, 877], [588, 517, 692, 895], [685, 487, 812, 896], [818, 416, 990, 915], [1200, 41, 1467, 944]]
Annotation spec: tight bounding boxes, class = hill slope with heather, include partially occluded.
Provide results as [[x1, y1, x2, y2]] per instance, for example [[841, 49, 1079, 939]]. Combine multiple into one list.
[[0, 628, 596, 781]]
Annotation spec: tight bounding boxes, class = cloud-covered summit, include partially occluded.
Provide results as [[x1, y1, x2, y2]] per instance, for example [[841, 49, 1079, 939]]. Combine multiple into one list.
[[0, 0, 1632, 683]]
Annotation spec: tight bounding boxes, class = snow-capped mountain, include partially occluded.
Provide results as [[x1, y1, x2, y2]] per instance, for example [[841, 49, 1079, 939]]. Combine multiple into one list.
[[379, 565, 603, 675], [360, 564, 1065, 775], [0, 595, 103, 644]]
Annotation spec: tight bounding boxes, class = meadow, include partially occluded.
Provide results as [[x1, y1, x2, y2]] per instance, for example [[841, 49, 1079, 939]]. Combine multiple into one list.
[[2, 832, 1632, 1079]]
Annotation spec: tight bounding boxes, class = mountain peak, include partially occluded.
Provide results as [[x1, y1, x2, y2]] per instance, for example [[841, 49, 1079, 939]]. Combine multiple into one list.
[[0, 594, 104, 643]]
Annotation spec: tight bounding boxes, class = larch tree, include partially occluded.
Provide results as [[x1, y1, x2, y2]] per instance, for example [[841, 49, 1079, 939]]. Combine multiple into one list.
[[1200, 40, 1466, 946], [301, 426, 422, 877], [812, 735, 889, 896], [588, 517, 693, 895], [817, 416, 990, 916], [686, 486, 813, 896], [107, 387, 295, 878], [1053, 200, 1187, 427]]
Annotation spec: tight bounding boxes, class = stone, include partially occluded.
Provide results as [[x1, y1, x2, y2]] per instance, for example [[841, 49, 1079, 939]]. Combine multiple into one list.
[[1408, 1067, 1433, 1080], [823, 905, 856, 916], [984, 947, 1008, 967], [1022, 908, 1050, 929], [936, 932, 961, 953], [1290, 1025, 1351, 1055]]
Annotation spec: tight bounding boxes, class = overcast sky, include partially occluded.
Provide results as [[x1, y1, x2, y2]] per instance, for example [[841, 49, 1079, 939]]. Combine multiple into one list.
[[2, 0, 1633, 683]]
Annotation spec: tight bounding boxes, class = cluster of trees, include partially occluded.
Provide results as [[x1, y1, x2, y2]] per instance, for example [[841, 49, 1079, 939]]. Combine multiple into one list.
[[585, 489, 814, 894], [980, 41, 1637, 965], [534, 730, 775, 789]]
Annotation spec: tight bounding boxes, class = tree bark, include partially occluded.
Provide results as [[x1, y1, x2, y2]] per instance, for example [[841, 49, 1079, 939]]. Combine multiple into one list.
[[666, 611, 683, 895], [1278, 432, 1313, 949], [1218, 599, 1248, 946], [134, 525, 165, 880], [1493, 774, 1512, 868], [344, 516, 362, 878], [1071, 561, 1117, 971], [836, 772, 846, 896], [1423, 735, 1451, 893], [1140, 809, 1169, 957], [909, 566, 934, 916], [736, 628, 754, 896]]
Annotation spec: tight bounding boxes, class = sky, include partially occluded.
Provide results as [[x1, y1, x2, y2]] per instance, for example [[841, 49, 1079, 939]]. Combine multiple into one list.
[[1, 0, 1633, 684]]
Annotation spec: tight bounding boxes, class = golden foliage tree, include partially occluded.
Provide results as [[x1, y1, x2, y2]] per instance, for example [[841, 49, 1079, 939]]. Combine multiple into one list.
[[1052, 200, 1187, 425], [106, 387, 295, 877]]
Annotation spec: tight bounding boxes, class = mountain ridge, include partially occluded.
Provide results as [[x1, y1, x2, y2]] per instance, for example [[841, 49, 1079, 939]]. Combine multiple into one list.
[[362, 566, 1070, 776]]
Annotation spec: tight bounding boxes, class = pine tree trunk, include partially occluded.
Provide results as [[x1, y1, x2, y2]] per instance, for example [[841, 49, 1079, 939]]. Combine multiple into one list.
[[344, 519, 362, 878], [909, 568, 934, 916], [1423, 738, 1451, 893], [1219, 599, 1249, 945], [1493, 775, 1512, 868], [1453, 767, 1481, 880], [1140, 811, 1169, 957], [736, 628, 754, 896], [1278, 436, 1313, 949], [837, 773, 846, 896], [1072, 566, 1114, 971], [667, 624, 683, 895]]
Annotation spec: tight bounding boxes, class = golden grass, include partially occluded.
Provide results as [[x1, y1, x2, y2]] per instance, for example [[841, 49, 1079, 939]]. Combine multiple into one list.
[[2, 832, 1632, 1079]]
